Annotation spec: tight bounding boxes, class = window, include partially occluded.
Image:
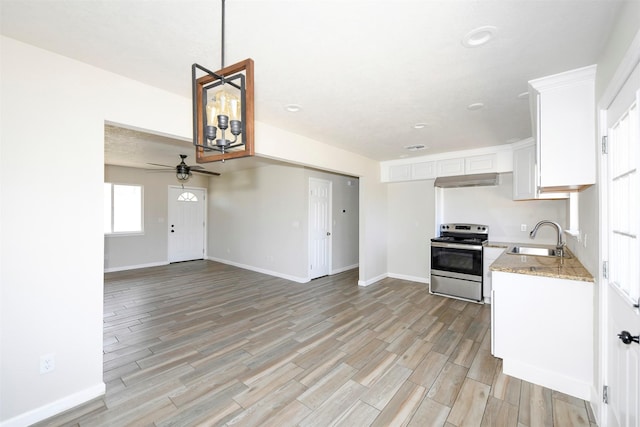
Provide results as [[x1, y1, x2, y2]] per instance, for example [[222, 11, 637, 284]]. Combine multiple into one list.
[[104, 183, 143, 234], [608, 100, 638, 302], [177, 191, 198, 202]]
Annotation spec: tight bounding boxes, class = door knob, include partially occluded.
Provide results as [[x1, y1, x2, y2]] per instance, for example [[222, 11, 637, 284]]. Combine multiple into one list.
[[327, 232, 331, 236], [617, 330, 639, 345]]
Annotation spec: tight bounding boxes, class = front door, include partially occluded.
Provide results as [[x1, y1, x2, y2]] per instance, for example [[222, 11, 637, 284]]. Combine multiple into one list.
[[603, 60, 640, 427], [309, 178, 331, 280], [168, 187, 206, 263]]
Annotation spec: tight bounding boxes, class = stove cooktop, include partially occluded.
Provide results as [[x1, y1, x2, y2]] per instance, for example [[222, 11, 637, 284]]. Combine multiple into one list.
[[432, 223, 490, 245]]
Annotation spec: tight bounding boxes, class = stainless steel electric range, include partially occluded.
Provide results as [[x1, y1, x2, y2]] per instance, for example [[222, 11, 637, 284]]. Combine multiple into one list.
[[430, 223, 489, 303]]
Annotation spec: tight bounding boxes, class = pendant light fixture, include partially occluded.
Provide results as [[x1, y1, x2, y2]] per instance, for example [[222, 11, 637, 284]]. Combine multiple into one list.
[[192, 0, 254, 163]]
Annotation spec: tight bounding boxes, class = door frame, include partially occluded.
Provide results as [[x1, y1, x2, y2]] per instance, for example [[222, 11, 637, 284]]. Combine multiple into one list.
[[167, 185, 207, 262], [597, 29, 640, 427]]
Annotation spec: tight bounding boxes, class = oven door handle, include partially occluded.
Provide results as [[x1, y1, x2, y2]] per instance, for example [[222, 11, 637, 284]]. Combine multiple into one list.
[[431, 242, 483, 251]]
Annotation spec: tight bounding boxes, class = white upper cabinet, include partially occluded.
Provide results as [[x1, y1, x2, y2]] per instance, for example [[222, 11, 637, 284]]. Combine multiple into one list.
[[512, 139, 567, 200], [436, 158, 465, 177], [528, 65, 597, 192], [465, 154, 498, 174], [380, 148, 507, 183]]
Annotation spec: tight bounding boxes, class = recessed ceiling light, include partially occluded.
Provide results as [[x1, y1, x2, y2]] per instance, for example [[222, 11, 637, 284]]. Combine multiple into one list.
[[404, 144, 427, 151], [413, 123, 428, 129], [517, 91, 529, 99], [467, 102, 485, 111], [462, 26, 497, 48], [285, 104, 301, 112]]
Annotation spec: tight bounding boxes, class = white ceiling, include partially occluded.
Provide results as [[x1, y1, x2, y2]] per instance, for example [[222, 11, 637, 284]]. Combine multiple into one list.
[[0, 0, 626, 174]]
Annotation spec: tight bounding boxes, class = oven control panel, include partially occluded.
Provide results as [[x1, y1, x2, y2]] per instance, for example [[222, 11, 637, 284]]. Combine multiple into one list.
[[440, 223, 489, 233]]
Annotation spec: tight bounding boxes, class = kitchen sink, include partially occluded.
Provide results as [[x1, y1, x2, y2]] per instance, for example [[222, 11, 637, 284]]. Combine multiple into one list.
[[508, 246, 571, 258]]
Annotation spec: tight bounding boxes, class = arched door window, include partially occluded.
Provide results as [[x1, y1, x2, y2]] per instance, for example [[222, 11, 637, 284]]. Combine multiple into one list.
[[177, 191, 198, 202]]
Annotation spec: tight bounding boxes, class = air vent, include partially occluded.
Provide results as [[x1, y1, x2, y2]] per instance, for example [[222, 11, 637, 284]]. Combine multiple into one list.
[[404, 144, 427, 151]]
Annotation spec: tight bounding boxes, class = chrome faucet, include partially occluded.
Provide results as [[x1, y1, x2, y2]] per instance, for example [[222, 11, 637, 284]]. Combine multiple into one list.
[[530, 220, 565, 256]]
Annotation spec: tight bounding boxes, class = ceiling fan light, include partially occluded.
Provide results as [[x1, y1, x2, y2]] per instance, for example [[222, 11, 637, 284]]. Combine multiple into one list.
[[176, 164, 190, 181]]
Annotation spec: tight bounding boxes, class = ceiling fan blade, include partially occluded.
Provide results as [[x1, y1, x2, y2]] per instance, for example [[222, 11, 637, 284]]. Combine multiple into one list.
[[191, 169, 221, 176], [147, 162, 174, 168]]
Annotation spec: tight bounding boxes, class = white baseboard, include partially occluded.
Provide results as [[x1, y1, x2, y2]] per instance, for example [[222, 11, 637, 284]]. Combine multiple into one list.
[[104, 261, 169, 273], [207, 257, 309, 283], [331, 264, 359, 275], [387, 272, 429, 284], [1, 382, 105, 427], [502, 358, 591, 400], [358, 272, 387, 287]]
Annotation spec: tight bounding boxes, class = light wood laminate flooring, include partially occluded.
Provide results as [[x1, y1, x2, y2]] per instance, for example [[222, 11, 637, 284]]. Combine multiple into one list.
[[37, 261, 597, 426]]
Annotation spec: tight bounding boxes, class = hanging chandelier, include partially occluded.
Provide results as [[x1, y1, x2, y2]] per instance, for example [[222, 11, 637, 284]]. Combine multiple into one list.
[[192, 0, 254, 163]]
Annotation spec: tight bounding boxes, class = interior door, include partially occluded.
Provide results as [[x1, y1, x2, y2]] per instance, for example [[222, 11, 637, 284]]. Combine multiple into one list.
[[309, 178, 331, 280], [604, 61, 640, 427], [168, 187, 206, 263]]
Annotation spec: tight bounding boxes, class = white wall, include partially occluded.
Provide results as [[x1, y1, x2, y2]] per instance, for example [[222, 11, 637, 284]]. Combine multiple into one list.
[[387, 180, 435, 283], [0, 36, 385, 425], [104, 165, 210, 271], [441, 173, 567, 245], [207, 164, 359, 282], [253, 122, 387, 286], [0, 36, 193, 426]]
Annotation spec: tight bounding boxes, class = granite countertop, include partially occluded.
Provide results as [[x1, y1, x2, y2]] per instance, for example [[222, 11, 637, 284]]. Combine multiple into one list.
[[489, 243, 594, 283]]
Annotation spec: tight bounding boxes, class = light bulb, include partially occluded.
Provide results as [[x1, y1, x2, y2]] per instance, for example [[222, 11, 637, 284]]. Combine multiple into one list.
[[215, 90, 230, 117], [205, 98, 217, 126], [229, 94, 241, 121]]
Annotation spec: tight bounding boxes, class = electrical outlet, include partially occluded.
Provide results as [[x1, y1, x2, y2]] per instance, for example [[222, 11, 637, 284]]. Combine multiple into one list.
[[520, 224, 527, 232], [40, 353, 55, 374]]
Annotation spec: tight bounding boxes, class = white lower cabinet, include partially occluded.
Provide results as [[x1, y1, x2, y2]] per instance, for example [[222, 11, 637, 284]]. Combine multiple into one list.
[[482, 246, 505, 303], [491, 270, 594, 400]]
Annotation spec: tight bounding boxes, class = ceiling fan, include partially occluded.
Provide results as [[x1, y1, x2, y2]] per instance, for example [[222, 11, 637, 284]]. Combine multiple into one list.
[[147, 154, 221, 181]]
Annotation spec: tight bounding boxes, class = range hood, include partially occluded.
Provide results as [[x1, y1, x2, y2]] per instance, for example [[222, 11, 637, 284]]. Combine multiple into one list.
[[434, 173, 499, 188]]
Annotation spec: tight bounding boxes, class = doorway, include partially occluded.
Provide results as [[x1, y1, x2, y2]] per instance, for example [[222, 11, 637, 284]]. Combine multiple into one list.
[[168, 186, 206, 263]]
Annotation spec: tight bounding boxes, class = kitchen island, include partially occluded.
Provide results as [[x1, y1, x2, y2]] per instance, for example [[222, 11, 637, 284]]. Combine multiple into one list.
[[489, 247, 594, 400]]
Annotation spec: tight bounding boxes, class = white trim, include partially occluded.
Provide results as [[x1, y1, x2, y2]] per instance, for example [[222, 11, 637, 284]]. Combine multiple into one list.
[[387, 272, 429, 284], [104, 261, 169, 273], [331, 264, 359, 275], [358, 272, 387, 287], [502, 359, 591, 400], [599, 29, 640, 109], [0, 383, 105, 427], [207, 256, 309, 283]]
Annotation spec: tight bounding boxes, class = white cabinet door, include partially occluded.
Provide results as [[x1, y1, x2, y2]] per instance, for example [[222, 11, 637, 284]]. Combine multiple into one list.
[[483, 247, 505, 302], [466, 154, 497, 174], [437, 158, 465, 177], [388, 164, 411, 182], [513, 143, 537, 200], [512, 141, 568, 200], [492, 271, 594, 399], [528, 65, 596, 192], [411, 161, 436, 180]]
